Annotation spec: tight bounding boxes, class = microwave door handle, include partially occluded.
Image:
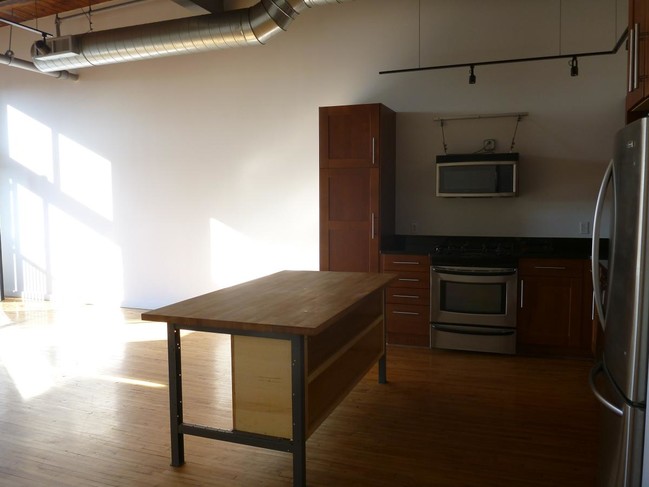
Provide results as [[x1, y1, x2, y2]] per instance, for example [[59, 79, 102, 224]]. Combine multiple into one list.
[[591, 158, 613, 325]]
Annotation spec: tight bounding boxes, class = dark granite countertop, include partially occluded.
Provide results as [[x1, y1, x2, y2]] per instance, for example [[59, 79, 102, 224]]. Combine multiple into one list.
[[382, 235, 609, 261]]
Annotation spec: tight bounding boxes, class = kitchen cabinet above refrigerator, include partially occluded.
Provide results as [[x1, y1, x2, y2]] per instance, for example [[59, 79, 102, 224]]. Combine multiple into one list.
[[627, 0, 649, 119]]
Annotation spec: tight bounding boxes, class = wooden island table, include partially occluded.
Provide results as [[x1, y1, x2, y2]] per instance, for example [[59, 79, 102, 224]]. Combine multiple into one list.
[[141, 270, 396, 487]]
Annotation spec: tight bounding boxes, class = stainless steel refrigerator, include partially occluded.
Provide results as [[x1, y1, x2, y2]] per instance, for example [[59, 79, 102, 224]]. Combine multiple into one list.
[[590, 116, 649, 487]]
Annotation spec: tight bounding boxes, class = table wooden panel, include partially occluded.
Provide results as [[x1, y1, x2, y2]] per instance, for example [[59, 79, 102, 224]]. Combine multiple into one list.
[[141, 270, 396, 487]]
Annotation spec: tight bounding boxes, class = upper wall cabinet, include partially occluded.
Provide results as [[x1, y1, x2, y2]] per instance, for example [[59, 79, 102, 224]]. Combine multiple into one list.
[[320, 104, 386, 168], [627, 0, 649, 115], [319, 104, 396, 273]]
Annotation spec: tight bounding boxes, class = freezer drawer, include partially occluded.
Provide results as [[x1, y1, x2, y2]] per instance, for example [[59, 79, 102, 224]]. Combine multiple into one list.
[[590, 362, 645, 486]]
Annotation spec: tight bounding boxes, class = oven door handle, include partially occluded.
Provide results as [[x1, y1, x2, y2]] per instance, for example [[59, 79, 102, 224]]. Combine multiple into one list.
[[431, 266, 517, 276], [432, 324, 516, 336]]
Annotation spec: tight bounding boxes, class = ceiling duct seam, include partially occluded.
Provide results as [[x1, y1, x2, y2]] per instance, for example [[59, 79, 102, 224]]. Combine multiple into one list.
[[32, 0, 351, 72], [261, 0, 297, 31]]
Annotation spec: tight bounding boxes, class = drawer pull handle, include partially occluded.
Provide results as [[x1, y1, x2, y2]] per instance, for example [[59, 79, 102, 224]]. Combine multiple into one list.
[[393, 311, 419, 316], [398, 278, 420, 282], [393, 294, 418, 299], [533, 266, 567, 270], [393, 261, 420, 265]]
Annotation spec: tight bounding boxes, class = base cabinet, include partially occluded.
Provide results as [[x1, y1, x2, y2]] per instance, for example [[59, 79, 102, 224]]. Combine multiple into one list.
[[517, 258, 592, 357], [381, 253, 430, 347]]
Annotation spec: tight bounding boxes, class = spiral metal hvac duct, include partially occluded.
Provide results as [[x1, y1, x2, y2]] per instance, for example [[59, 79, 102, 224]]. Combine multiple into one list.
[[31, 0, 351, 72], [0, 52, 78, 79]]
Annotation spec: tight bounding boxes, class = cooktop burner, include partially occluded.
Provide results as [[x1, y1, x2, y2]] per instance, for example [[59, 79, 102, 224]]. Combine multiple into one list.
[[429, 237, 517, 268]]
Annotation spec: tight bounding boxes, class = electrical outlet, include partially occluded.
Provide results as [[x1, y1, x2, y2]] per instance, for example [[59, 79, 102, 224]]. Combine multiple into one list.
[[579, 221, 590, 234], [483, 139, 496, 151], [411, 222, 417, 234]]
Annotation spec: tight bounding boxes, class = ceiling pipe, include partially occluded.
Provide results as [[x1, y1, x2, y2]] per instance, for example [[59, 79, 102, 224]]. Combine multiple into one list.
[[0, 52, 78, 80], [31, 0, 352, 73]]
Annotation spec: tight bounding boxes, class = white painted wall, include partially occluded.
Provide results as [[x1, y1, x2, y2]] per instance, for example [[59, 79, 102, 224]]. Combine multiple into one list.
[[0, 0, 628, 308]]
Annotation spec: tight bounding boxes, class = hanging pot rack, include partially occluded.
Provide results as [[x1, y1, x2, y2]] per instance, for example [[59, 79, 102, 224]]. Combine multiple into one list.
[[436, 112, 528, 154]]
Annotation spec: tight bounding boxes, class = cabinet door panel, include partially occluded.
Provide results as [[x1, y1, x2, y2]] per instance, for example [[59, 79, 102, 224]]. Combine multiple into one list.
[[627, 0, 648, 112], [320, 167, 379, 272], [519, 276, 583, 347], [328, 227, 371, 272], [327, 168, 371, 221], [319, 105, 378, 168]]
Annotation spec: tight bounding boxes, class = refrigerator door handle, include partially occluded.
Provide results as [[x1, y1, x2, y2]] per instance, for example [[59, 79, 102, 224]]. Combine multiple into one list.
[[589, 361, 623, 416], [592, 158, 613, 326]]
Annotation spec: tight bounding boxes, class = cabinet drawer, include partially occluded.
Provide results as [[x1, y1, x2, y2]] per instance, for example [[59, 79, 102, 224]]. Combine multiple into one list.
[[386, 287, 429, 306], [382, 253, 430, 273], [519, 258, 584, 278], [386, 303, 430, 333], [390, 271, 429, 289]]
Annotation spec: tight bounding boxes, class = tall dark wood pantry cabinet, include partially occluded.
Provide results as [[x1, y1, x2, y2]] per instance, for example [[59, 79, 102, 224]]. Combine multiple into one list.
[[319, 104, 396, 272]]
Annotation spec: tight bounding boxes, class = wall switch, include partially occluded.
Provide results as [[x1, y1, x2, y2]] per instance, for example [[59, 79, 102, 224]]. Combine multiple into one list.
[[579, 221, 590, 234]]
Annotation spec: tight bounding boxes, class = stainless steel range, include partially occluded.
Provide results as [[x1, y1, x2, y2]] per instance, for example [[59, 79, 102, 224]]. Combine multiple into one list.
[[429, 238, 518, 354]]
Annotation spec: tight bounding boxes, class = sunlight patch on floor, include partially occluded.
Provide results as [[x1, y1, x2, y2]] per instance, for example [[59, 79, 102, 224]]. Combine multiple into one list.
[[0, 299, 179, 400]]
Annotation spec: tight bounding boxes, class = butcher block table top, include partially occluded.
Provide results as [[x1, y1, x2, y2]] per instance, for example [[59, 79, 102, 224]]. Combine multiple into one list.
[[141, 270, 397, 336]]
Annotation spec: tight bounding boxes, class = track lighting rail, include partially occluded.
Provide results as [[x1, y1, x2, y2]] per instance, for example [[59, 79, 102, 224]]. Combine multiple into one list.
[[379, 28, 628, 77]]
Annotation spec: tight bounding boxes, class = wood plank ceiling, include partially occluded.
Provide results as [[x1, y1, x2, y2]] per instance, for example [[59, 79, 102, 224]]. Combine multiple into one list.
[[0, 1, 116, 25], [0, 0, 221, 26]]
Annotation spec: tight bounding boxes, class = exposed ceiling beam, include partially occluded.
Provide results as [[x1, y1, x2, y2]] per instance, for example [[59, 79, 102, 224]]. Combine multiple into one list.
[[170, 0, 224, 14]]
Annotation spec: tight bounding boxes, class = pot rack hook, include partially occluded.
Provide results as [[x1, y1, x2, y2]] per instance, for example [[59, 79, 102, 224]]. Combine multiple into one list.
[[509, 115, 523, 152], [440, 119, 448, 155]]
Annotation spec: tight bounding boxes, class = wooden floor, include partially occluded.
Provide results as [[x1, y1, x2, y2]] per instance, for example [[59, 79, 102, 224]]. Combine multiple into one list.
[[0, 299, 599, 486]]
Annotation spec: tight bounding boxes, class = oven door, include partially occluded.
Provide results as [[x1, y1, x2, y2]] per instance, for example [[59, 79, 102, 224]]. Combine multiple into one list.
[[430, 266, 518, 328]]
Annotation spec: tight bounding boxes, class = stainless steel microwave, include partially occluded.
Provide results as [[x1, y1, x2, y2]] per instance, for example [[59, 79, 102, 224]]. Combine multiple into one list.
[[436, 153, 519, 197]]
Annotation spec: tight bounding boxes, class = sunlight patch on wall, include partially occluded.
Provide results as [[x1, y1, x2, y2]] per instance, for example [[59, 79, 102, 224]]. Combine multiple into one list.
[[4, 105, 123, 305], [49, 206, 123, 305], [210, 218, 295, 289], [59, 134, 114, 220], [15, 185, 48, 300], [7, 106, 54, 182]]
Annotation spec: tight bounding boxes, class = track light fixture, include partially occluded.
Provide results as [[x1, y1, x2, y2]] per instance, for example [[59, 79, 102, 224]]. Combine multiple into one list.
[[469, 65, 476, 84], [570, 56, 578, 76]]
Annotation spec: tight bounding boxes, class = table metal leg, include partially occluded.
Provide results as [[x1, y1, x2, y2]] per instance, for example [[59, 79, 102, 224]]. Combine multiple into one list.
[[378, 352, 387, 384], [291, 335, 306, 487], [167, 324, 185, 466], [380, 304, 387, 384]]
